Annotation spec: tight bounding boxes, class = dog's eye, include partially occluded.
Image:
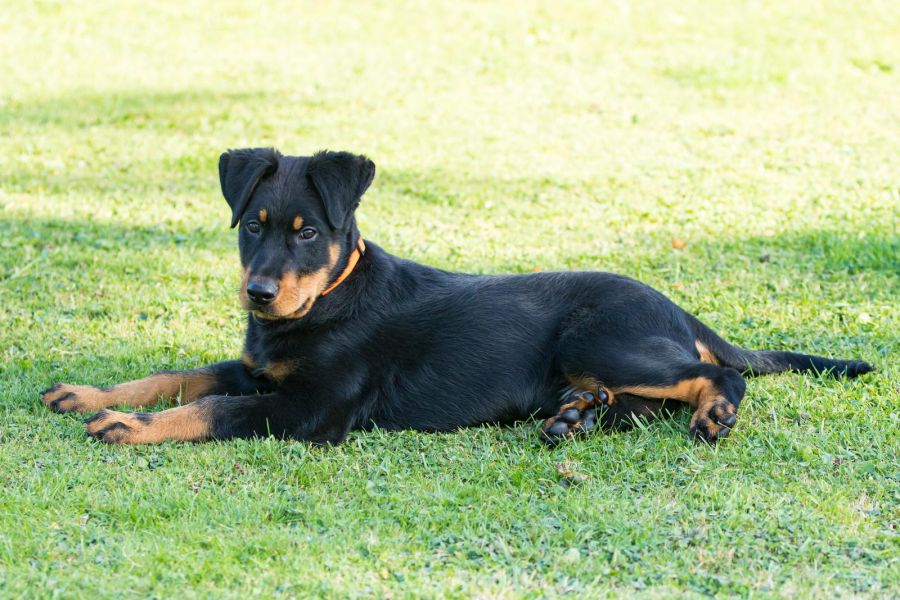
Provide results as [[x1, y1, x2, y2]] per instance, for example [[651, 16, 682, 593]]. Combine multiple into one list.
[[246, 221, 261, 234], [299, 227, 318, 240]]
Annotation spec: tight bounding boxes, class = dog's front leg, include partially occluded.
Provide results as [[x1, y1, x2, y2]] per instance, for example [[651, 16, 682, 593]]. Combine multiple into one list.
[[40, 360, 272, 414], [83, 392, 352, 445]]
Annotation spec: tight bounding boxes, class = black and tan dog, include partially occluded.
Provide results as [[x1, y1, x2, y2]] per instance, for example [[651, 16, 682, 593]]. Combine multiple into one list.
[[40, 148, 874, 445]]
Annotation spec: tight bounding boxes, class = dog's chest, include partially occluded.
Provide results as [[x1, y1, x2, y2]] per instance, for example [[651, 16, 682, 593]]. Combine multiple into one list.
[[242, 331, 337, 387], [242, 346, 297, 386]]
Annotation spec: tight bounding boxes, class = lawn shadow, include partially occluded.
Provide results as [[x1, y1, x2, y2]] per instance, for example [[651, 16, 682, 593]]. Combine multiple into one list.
[[3, 88, 282, 130], [0, 213, 234, 261], [484, 227, 898, 276], [2, 87, 325, 196], [688, 229, 899, 276]]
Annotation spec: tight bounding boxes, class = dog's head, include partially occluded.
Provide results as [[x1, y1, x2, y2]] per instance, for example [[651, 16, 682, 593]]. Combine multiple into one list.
[[218, 148, 375, 319]]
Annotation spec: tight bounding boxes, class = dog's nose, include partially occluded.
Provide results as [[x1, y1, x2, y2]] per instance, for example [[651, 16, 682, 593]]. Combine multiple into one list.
[[246, 278, 279, 305]]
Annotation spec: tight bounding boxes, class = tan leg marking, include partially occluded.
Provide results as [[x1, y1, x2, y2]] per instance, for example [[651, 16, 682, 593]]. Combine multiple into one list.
[[615, 377, 715, 408], [41, 372, 216, 414], [84, 403, 211, 444], [695, 340, 720, 365], [617, 377, 735, 441]]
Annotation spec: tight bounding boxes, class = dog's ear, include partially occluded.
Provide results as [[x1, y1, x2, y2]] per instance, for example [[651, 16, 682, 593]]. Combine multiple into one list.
[[218, 148, 279, 228], [307, 151, 376, 230]]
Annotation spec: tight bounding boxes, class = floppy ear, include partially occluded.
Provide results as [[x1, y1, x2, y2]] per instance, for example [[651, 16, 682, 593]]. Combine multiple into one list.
[[218, 148, 279, 228], [307, 150, 376, 230]]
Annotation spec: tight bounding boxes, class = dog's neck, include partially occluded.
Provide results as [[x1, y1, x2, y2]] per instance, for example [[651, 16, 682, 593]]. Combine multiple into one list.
[[322, 238, 366, 296]]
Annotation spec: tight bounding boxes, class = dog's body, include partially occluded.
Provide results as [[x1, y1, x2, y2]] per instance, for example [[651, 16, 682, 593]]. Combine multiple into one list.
[[41, 149, 873, 445]]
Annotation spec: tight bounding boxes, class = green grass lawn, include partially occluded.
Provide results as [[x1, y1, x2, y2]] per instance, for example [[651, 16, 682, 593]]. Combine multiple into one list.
[[2, 0, 898, 596]]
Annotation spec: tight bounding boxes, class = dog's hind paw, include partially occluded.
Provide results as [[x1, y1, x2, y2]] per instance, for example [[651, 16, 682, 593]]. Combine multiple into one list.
[[540, 389, 610, 446], [689, 397, 737, 444]]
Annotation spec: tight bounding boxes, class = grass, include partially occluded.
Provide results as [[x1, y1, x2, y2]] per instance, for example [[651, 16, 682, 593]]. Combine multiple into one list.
[[1, 0, 898, 596]]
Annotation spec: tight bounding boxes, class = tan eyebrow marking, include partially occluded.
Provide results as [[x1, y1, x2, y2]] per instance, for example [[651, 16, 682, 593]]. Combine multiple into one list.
[[259, 208, 268, 223], [292, 215, 303, 230]]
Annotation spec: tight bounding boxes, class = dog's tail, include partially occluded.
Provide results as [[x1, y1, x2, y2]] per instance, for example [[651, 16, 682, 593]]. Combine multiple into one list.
[[687, 314, 874, 378]]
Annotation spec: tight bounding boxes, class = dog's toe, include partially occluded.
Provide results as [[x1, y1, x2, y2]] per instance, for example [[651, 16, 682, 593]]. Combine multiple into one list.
[[690, 398, 737, 444], [540, 390, 605, 446]]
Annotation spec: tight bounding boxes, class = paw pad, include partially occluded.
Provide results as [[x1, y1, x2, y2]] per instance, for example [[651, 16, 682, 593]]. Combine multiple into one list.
[[690, 399, 738, 444], [540, 389, 608, 446]]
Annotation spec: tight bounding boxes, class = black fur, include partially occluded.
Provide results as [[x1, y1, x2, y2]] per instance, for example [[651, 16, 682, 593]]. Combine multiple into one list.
[[307, 150, 376, 230], [50, 149, 875, 446], [219, 148, 279, 228], [192, 149, 874, 444]]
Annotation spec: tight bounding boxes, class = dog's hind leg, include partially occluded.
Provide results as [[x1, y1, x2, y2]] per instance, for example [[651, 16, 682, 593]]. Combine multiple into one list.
[[547, 334, 747, 444], [598, 393, 676, 431], [40, 360, 273, 414], [539, 381, 676, 445]]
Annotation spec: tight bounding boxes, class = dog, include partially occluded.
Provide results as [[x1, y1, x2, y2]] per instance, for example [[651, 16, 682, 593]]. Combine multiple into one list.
[[40, 148, 874, 445]]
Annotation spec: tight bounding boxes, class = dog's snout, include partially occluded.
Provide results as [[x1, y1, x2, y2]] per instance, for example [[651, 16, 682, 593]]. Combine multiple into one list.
[[246, 278, 279, 305]]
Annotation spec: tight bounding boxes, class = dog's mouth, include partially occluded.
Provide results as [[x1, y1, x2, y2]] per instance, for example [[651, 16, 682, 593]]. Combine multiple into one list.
[[241, 291, 316, 321], [249, 298, 315, 321]]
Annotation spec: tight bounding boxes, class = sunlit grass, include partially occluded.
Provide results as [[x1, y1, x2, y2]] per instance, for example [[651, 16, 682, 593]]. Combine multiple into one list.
[[1, 0, 897, 596]]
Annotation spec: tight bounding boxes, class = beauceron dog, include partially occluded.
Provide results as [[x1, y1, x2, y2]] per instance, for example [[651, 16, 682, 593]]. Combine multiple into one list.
[[40, 148, 874, 445]]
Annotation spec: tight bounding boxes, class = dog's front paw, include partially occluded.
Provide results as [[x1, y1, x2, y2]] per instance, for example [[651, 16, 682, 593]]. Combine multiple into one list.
[[41, 383, 108, 413], [84, 409, 145, 444], [690, 398, 737, 444]]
